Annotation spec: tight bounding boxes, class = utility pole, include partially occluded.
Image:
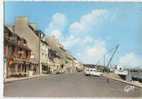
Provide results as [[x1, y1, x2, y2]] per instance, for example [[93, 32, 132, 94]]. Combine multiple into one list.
[[104, 55, 105, 67]]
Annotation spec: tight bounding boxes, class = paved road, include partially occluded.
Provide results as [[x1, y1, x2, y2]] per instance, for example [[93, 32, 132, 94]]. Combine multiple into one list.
[[4, 72, 142, 97]]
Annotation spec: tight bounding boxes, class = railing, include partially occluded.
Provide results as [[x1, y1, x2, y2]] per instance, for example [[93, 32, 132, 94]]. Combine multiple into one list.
[[4, 33, 10, 40], [9, 50, 31, 60], [5, 35, 27, 48], [18, 40, 27, 46]]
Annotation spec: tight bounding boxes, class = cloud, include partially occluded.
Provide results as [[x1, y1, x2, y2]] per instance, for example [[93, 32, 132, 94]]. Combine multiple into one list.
[[119, 52, 142, 69], [60, 9, 108, 64], [87, 40, 106, 57], [69, 22, 84, 34], [50, 30, 62, 39], [44, 10, 142, 69], [61, 33, 107, 64], [61, 35, 80, 49], [44, 10, 114, 65], [79, 39, 107, 64], [45, 13, 67, 33], [69, 9, 108, 34], [62, 35, 94, 49]]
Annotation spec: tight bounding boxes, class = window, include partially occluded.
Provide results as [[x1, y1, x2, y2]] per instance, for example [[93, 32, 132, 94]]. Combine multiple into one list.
[[9, 46, 14, 56]]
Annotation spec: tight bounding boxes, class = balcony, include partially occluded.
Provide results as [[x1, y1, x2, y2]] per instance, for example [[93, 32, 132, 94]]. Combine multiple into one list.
[[4, 33, 10, 40], [10, 37, 17, 44], [17, 40, 31, 52], [5, 33, 19, 46], [17, 40, 24, 46]]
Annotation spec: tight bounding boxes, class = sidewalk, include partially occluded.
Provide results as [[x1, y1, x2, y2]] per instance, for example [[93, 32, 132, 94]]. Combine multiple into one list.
[[4, 74, 48, 83], [103, 73, 142, 88]]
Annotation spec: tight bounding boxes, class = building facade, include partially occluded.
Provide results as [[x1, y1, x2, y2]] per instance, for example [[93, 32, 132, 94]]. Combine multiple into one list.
[[14, 16, 40, 75], [39, 32, 49, 74], [46, 36, 83, 74], [4, 26, 35, 78]]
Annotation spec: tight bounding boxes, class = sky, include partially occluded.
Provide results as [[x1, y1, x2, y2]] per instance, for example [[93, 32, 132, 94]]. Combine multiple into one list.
[[4, 2, 142, 69]]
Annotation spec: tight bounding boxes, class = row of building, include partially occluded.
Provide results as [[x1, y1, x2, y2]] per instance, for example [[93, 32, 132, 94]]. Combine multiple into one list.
[[4, 16, 83, 79]]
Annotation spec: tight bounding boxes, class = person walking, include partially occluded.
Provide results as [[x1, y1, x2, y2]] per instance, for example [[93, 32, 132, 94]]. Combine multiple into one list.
[[107, 78, 110, 84]]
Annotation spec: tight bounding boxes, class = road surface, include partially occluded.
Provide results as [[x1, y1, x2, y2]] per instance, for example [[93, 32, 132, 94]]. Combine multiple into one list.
[[4, 72, 142, 97]]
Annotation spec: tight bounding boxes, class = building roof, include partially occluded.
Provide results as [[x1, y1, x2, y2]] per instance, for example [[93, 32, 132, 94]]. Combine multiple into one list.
[[4, 25, 31, 51], [6, 25, 14, 33], [41, 39, 48, 45]]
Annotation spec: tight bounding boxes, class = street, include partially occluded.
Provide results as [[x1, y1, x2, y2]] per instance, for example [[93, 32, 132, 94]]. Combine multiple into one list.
[[4, 72, 142, 97]]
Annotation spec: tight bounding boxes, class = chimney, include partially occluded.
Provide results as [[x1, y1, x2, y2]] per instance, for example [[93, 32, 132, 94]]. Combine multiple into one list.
[[15, 16, 28, 26]]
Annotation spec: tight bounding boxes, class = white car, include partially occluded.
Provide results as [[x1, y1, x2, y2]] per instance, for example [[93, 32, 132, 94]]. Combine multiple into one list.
[[84, 68, 103, 77], [84, 68, 91, 76]]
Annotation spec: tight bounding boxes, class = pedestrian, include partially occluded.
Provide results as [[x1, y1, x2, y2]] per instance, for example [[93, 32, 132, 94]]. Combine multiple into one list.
[[34, 67, 36, 73], [107, 78, 110, 83]]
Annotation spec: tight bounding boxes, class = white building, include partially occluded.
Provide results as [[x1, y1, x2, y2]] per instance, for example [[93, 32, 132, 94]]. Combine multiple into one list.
[[39, 34, 49, 74]]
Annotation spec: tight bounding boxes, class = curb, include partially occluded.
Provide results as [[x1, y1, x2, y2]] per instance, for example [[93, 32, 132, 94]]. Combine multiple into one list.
[[103, 75, 142, 88], [4, 75, 42, 83]]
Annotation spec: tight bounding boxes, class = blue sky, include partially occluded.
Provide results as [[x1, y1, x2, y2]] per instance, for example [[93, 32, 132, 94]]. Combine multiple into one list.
[[5, 2, 142, 69]]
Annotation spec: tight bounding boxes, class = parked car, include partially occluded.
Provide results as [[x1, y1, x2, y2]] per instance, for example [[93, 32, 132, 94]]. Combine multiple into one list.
[[84, 68, 103, 77]]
